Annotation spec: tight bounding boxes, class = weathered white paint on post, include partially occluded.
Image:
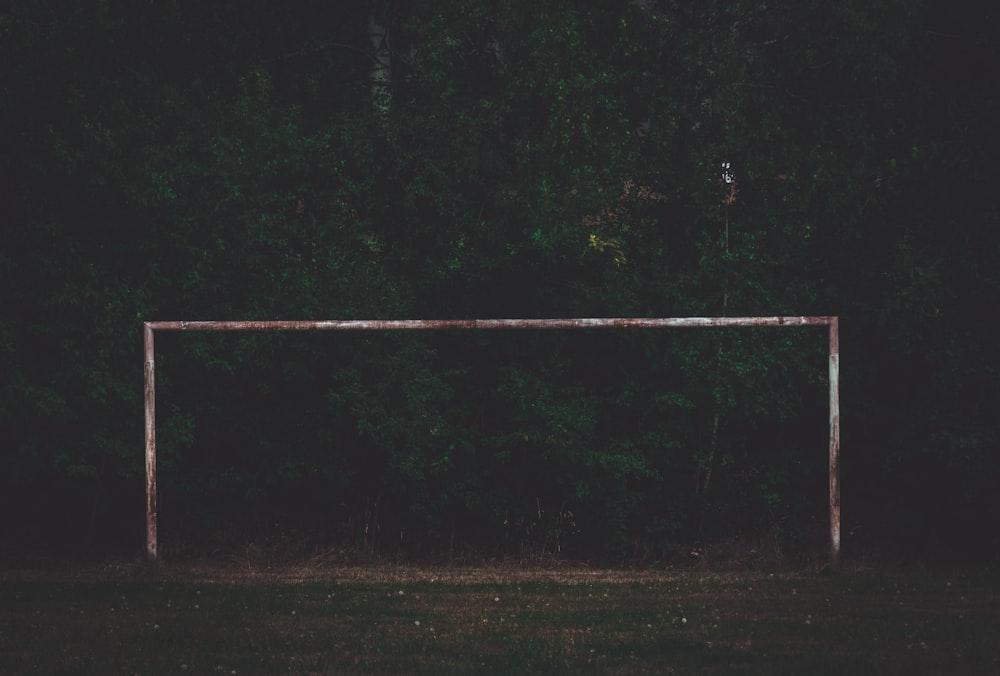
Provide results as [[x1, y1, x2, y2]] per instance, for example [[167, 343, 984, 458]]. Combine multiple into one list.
[[143, 322, 157, 562], [829, 318, 841, 568], [145, 316, 837, 332], [143, 316, 840, 565]]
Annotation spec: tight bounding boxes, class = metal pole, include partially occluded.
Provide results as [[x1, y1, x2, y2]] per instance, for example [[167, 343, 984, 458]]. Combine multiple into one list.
[[145, 316, 837, 332], [829, 318, 841, 568], [144, 322, 157, 562], [142, 316, 840, 566]]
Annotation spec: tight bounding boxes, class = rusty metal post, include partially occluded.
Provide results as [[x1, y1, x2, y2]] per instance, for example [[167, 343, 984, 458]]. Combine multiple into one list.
[[144, 316, 838, 332], [144, 322, 158, 561], [829, 317, 841, 568], [142, 316, 841, 567]]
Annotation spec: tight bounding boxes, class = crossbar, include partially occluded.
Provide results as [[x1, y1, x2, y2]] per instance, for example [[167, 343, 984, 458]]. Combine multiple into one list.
[[144, 316, 840, 565]]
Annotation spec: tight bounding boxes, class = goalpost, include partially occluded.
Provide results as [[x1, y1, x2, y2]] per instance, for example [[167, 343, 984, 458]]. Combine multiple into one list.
[[143, 316, 840, 566]]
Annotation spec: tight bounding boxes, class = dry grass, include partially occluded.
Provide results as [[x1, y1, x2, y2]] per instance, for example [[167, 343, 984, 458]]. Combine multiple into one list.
[[2, 556, 998, 674]]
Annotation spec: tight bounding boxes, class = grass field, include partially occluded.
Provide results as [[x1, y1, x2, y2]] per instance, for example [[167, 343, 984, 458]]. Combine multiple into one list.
[[1, 563, 997, 674]]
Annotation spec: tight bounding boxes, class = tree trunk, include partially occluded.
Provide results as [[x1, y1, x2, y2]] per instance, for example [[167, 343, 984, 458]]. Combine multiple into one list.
[[368, 7, 392, 129]]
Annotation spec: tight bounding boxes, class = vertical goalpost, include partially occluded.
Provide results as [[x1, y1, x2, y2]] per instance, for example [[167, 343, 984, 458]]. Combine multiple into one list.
[[143, 316, 840, 566]]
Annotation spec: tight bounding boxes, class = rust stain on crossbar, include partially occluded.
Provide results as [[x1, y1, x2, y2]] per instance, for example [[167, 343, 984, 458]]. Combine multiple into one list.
[[143, 317, 840, 566], [147, 316, 836, 332]]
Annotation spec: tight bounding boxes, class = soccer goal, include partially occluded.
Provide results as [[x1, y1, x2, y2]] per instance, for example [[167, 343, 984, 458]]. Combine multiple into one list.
[[143, 317, 840, 565]]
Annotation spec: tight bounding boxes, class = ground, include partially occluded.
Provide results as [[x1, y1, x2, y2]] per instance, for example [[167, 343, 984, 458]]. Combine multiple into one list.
[[1, 554, 997, 674]]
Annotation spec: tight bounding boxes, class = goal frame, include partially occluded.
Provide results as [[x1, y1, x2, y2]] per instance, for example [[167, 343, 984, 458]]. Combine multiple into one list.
[[143, 316, 840, 565]]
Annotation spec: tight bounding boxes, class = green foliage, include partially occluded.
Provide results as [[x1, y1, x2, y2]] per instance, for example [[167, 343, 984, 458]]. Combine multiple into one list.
[[2, 0, 998, 560]]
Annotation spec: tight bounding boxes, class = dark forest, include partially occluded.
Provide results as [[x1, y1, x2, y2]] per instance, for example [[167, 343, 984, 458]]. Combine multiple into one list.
[[2, 0, 998, 566]]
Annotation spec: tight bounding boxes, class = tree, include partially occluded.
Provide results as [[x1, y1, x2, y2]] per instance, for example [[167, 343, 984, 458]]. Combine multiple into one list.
[[2, 0, 998, 561]]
